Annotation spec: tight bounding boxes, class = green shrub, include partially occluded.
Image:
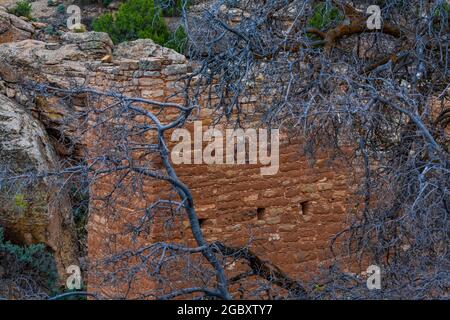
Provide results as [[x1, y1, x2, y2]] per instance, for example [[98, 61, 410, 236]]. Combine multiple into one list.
[[433, 1, 450, 16], [160, 0, 189, 17], [102, 0, 114, 7], [431, 1, 449, 31], [307, 3, 343, 30], [92, 0, 187, 52], [77, 0, 115, 6], [43, 24, 58, 36], [0, 227, 59, 296], [13, 193, 28, 211], [56, 3, 65, 14], [10, 1, 32, 19], [165, 24, 187, 53]]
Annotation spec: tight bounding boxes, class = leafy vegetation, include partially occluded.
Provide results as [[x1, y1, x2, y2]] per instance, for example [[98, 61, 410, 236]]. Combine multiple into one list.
[[9, 1, 32, 19], [0, 227, 59, 298], [433, 1, 450, 16], [164, 24, 187, 53], [77, 0, 114, 6], [56, 3, 65, 14], [43, 25, 59, 36], [13, 193, 28, 211], [159, 0, 189, 17], [92, 0, 187, 52], [103, 0, 114, 7], [307, 2, 343, 30]]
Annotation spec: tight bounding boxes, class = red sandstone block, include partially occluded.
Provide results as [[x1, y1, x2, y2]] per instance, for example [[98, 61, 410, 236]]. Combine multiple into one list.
[[278, 224, 297, 232], [324, 223, 344, 235], [298, 242, 316, 251], [265, 216, 281, 225], [280, 232, 299, 242], [138, 78, 164, 86], [216, 201, 243, 210], [256, 197, 289, 207], [319, 214, 344, 223]]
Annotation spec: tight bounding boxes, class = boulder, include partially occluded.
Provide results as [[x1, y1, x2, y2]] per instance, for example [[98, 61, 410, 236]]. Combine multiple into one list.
[[0, 94, 79, 278], [0, 32, 186, 158], [114, 38, 187, 64], [61, 31, 114, 58], [0, 33, 113, 142], [0, 32, 113, 85], [0, 8, 34, 44], [0, 39, 87, 84]]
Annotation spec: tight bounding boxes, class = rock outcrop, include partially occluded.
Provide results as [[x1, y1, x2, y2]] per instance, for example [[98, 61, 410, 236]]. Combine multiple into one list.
[[0, 32, 185, 151], [0, 30, 187, 280], [0, 31, 113, 86], [0, 7, 34, 44], [114, 38, 185, 63], [0, 93, 79, 277], [0, 24, 190, 282], [0, 31, 113, 151]]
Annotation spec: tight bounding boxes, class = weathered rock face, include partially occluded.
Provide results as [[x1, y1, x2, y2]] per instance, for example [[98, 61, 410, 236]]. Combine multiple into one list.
[[0, 34, 183, 153], [0, 32, 113, 86], [0, 32, 113, 154], [61, 32, 114, 59], [0, 7, 34, 44], [0, 32, 193, 295], [114, 39, 186, 63], [0, 93, 79, 277]]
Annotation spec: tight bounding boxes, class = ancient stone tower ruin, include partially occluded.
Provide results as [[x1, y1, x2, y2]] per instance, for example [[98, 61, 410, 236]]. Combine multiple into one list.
[[0, 27, 356, 297], [83, 39, 357, 297]]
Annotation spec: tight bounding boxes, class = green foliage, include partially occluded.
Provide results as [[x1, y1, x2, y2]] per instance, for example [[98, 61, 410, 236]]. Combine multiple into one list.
[[47, 0, 56, 7], [102, 0, 114, 7], [165, 25, 187, 52], [0, 227, 59, 295], [72, 25, 86, 33], [56, 3, 65, 14], [92, 0, 169, 44], [92, 12, 114, 36], [433, 1, 450, 16], [43, 24, 58, 36], [307, 2, 343, 30], [160, 0, 188, 17], [77, 0, 115, 6], [13, 193, 28, 211], [10, 1, 32, 19], [431, 1, 449, 31], [313, 283, 325, 292], [92, 0, 187, 53]]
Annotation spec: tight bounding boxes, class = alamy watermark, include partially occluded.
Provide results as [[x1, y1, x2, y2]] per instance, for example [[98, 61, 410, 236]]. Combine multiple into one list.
[[66, 5, 82, 30], [366, 265, 381, 290], [367, 5, 382, 30], [66, 265, 82, 290], [171, 121, 280, 176]]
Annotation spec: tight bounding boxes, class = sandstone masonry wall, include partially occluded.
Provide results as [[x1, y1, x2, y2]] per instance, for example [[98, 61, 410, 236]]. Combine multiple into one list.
[[85, 39, 357, 297]]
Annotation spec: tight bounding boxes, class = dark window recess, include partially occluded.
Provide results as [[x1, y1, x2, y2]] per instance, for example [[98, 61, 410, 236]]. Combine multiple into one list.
[[299, 201, 311, 215], [198, 218, 208, 227], [256, 207, 266, 220]]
